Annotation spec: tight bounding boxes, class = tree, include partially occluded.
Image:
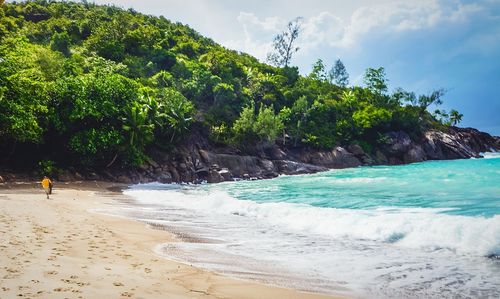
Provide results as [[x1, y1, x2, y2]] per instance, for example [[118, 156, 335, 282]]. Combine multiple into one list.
[[157, 88, 194, 142], [232, 105, 256, 142], [122, 101, 154, 151], [267, 17, 302, 67], [364, 67, 388, 95], [50, 31, 71, 56], [253, 105, 284, 143], [449, 109, 463, 126], [417, 89, 445, 113], [309, 59, 327, 82], [329, 59, 349, 87]]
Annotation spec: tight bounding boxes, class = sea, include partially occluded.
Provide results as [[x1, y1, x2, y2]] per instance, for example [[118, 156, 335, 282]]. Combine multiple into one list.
[[110, 153, 500, 298]]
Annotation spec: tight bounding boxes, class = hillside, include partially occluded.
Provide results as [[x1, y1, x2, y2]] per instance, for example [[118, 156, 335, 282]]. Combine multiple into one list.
[[0, 0, 498, 183]]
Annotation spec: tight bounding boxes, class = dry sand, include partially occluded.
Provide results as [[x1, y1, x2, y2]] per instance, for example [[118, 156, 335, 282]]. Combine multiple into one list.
[[0, 183, 343, 299]]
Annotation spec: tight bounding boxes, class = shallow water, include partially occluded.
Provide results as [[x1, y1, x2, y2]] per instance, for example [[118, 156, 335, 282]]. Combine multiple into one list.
[[119, 154, 500, 298]]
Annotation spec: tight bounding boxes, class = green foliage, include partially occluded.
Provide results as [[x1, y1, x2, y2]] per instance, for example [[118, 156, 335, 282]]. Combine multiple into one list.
[[254, 105, 284, 143], [232, 105, 257, 143], [232, 104, 283, 145], [50, 31, 71, 56], [68, 127, 123, 165], [122, 101, 154, 150], [353, 104, 392, 130], [0, 1, 460, 172], [329, 59, 349, 87], [364, 67, 388, 95], [309, 59, 328, 82], [152, 88, 194, 143], [449, 109, 463, 126], [38, 160, 56, 176], [267, 17, 302, 67], [0, 38, 49, 143], [210, 123, 231, 144]]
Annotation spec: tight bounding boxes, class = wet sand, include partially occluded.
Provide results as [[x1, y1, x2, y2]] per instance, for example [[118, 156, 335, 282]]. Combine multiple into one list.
[[0, 182, 343, 298]]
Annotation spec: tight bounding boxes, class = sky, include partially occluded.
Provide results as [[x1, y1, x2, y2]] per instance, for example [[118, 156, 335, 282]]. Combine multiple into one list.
[[91, 0, 499, 135]]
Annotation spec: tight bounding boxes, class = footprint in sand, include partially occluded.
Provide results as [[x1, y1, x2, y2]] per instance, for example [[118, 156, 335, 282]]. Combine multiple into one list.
[[113, 282, 124, 287], [45, 270, 58, 275], [121, 291, 134, 297]]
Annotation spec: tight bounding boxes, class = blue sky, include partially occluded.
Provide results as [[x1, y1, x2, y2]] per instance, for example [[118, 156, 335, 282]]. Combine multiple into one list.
[[92, 1, 499, 135]]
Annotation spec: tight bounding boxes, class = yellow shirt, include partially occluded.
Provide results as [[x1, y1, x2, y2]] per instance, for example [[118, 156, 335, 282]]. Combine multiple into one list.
[[42, 178, 51, 189]]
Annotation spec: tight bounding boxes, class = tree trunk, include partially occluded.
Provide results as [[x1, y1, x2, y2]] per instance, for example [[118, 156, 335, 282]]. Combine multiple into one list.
[[106, 152, 118, 168]]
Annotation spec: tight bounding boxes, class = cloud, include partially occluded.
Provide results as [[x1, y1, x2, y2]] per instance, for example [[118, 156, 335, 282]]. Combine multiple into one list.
[[222, 0, 486, 61]]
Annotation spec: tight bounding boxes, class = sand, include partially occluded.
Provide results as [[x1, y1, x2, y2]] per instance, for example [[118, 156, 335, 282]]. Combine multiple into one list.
[[0, 183, 343, 299]]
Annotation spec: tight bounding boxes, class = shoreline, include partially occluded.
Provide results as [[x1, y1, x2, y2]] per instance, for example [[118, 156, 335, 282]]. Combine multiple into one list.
[[0, 182, 344, 299]]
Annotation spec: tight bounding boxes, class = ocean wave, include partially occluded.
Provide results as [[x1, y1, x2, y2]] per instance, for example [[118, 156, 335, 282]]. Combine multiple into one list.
[[124, 188, 500, 257], [330, 177, 388, 184], [482, 152, 500, 159]]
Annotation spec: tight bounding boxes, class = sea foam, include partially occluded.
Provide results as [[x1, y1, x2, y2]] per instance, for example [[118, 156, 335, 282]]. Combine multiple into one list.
[[124, 187, 500, 257]]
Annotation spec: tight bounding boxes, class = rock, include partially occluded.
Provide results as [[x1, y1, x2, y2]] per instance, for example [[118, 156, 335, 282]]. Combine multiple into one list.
[[57, 170, 74, 182], [267, 146, 287, 160], [147, 159, 159, 169], [404, 144, 426, 163], [116, 175, 134, 184], [158, 171, 172, 184], [195, 167, 209, 176], [87, 172, 100, 180], [207, 169, 223, 183], [169, 167, 180, 183], [423, 130, 477, 160], [178, 162, 188, 171], [138, 163, 150, 172], [347, 144, 365, 157], [218, 168, 232, 181], [307, 147, 361, 169], [258, 159, 277, 178], [383, 131, 412, 156], [375, 150, 388, 164], [274, 160, 328, 175], [198, 150, 262, 178], [74, 172, 84, 180]]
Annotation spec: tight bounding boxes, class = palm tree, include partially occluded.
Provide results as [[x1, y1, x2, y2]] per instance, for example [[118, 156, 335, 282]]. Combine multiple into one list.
[[122, 101, 154, 149], [449, 109, 463, 126], [165, 99, 193, 142]]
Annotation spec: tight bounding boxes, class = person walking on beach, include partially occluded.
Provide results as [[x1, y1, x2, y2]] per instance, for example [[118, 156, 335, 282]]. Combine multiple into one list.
[[41, 176, 52, 199]]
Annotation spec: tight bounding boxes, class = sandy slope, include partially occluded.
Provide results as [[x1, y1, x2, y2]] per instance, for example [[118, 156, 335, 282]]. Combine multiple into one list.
[[0, 183, 342, 299]]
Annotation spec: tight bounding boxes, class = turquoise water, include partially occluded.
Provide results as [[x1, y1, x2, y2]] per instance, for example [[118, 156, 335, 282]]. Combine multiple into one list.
[[122, 154, 500, 298], [225, 156, 500, 217]]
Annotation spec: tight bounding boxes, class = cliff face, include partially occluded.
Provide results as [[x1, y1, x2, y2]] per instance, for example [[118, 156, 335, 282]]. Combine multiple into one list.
[[86, 127, 500, 184], [2, 127, 498, 184]]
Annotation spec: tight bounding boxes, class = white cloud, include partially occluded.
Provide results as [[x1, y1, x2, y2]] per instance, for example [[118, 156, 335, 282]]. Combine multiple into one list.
[[222, 0, 485, 61]]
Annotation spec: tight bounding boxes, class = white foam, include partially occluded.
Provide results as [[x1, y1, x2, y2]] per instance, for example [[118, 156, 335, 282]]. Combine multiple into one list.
[[482, 151, 500, 159], [124, 188, 500, 256]]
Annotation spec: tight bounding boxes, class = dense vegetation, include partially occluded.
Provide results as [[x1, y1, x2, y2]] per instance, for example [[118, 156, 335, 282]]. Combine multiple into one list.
[[0, 0, 463, 173]]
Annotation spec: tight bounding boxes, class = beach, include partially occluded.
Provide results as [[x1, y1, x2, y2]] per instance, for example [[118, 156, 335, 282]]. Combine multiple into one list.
[[0, 182, 340, 299]]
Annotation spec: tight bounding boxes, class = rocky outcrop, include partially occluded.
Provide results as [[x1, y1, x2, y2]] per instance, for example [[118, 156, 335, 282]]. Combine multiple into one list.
[[298, 147, 362, 169], [2, 126, 498, 185], [379, 127, 500, 165]]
